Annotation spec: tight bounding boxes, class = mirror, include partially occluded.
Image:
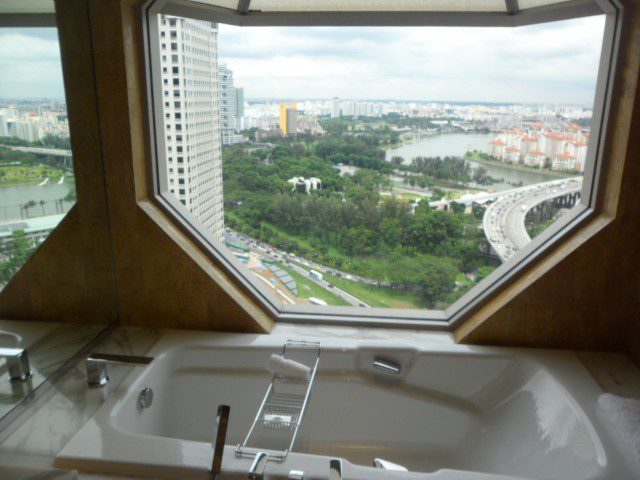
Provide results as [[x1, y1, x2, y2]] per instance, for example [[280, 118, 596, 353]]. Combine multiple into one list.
[[0, 10, 117, 422]]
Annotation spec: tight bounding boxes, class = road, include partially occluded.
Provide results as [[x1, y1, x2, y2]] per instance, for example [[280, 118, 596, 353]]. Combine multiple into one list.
[[483, 177, 582, 262], [428, 179, 574, 209], [0, 144, 72, 157], [226, 231, 370, 308], [285, 261, 370, 308]]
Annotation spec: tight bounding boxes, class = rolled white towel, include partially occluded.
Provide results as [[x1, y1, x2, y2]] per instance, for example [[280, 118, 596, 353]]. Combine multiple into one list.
[[266, 354, 311, 380]]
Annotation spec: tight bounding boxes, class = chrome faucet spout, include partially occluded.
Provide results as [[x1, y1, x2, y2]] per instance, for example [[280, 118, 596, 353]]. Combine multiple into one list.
[[0, 347, 31, 382], [248, 451, 269, 479]]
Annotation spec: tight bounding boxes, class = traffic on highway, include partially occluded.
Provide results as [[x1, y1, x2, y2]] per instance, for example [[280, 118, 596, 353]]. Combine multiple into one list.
[[483, 177, 582, 262]]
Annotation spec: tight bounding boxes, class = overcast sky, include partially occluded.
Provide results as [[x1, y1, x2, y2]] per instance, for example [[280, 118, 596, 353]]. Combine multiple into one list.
[[0, 15, 605, 105], [219, 15, 605, 105], [0, 29, 63, 100]]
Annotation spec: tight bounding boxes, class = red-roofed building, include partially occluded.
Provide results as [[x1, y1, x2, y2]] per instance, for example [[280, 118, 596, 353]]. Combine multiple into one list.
[[489, 138, 507, 159], [524, 150, 546, 168], [551, 152, 578, 171]]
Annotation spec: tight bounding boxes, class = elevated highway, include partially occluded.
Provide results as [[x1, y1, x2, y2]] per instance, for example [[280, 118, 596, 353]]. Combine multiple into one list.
[[483, 177, 582, 262], [0, 144, 72, 158]]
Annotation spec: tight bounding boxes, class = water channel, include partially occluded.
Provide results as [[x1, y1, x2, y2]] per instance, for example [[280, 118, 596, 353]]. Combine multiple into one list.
[[385, 132, 564, 191]]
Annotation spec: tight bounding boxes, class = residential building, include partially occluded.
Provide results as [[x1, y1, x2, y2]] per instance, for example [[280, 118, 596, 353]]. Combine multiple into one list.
[[218, 64, 243, 145], [159, 15, 224, 242], [524, 150, 546, 168], [551, 152, 578, 171], [331, 97, 341, 118]]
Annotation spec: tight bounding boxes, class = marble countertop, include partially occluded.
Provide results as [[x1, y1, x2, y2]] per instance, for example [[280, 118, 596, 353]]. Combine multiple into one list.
[[0, 325, 162, 480]]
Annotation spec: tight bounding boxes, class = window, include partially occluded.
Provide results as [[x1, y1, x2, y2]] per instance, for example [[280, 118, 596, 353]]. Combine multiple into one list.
[[0, 26, 76, 291], [143, 1, 620, 327]]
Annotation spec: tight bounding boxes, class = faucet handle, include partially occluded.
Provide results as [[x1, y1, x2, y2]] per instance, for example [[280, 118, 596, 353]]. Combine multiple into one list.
[[248, 451, 269, 480], [0, 347, 31, 382], [212, 404, 230, 478]]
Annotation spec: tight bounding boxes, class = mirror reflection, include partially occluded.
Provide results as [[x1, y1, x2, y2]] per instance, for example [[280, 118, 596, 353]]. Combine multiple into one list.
[[0, 25, 114, 421]]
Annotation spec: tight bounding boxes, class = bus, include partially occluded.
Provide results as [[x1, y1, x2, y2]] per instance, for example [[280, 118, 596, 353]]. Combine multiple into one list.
[[309, 270, 323, 281]]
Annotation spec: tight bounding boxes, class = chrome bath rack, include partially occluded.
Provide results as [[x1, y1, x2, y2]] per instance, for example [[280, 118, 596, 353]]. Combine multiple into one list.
[[235, 339, 321, 462]]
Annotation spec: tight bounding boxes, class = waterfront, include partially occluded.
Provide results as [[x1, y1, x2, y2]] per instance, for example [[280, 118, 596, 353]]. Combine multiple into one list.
[[385, 132, 565, 191], [0, 182, 74, 222]]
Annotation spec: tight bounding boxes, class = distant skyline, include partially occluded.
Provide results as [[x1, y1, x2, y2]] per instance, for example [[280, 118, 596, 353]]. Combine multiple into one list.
[[0, 15, 605, 104], [219, 16, 605, 105]]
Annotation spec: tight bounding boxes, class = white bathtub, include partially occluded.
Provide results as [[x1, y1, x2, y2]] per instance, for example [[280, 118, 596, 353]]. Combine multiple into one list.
[[55, 331, 639, 480]]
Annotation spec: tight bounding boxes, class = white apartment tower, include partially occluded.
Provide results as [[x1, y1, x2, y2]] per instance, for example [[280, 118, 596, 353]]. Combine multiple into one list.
[[218, 64, 237, 145], [159, 15, 224, 242]]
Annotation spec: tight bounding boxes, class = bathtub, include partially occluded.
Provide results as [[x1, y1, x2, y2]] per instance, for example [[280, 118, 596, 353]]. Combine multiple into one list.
[[55, 331, 639, 479]]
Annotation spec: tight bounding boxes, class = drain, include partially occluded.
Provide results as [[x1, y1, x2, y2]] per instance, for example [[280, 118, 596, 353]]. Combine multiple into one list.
[[138, 387, 153, 409]]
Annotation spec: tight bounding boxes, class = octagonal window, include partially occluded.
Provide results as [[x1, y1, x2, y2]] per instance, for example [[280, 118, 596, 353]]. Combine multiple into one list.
[[143, 0, 619, 326], [0, 25, 76, 291]]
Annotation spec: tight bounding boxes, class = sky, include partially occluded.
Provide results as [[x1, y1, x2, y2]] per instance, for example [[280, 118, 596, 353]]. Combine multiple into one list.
[[218, 15, 606, 105], [0, 29, 64, 100], [0, 15, 605, 104]]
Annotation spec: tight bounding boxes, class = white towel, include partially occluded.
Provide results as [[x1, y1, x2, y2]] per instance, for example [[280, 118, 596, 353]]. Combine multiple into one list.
[[599, 393, 640, 463], [266, 354, 311, 380]]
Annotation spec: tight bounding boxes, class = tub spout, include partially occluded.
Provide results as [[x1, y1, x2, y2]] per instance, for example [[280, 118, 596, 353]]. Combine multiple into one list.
[[329, 459, 342, 480], [248, 451, 269, 479]]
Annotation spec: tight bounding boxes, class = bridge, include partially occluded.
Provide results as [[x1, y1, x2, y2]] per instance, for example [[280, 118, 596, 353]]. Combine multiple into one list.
[[0, 144, 72, 158], [483, 177, 582, 262]]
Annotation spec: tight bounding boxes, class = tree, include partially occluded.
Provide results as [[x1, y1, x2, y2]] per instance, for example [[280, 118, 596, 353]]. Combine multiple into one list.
[[390, 155, 404, 167], [476, 266, 495, 283], [450, 201, 466, 214], [0, 231, 38, 288], [420, 265, 455, 307]]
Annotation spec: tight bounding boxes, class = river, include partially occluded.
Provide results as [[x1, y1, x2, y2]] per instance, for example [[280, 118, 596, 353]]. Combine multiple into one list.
[[385, 132, 563, 191], [0, 182, 74, 222]]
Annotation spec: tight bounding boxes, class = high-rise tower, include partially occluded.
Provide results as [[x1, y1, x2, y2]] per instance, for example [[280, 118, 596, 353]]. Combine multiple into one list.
[[218, 64, 238, 145], [279, 102, 298, 136], [158, 15, 224, 242]]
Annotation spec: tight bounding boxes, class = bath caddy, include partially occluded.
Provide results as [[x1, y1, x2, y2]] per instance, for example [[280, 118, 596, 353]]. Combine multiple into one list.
[[235, 339, 321, 461]]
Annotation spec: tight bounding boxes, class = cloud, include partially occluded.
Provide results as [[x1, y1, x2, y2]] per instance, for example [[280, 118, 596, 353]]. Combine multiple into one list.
[[0, 29, 64, 99], [218, 15, 606, 104]]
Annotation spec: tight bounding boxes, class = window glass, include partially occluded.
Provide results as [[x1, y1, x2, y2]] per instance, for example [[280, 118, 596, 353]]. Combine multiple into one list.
[[518, 0, 570, 9], [0, 27, 75, 291], [249, 1, 507, 12], [153, 13, 605, 312]]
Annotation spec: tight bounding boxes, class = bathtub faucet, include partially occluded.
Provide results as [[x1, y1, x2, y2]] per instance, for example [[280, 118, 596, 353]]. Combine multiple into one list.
[[0, 347, 31, 382], [86, 353, 153, 387], [212, 404, 230, 479], [248, 451, 269, 479]]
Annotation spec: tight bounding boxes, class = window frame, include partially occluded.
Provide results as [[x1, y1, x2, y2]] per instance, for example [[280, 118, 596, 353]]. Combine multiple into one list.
[[141, 0, 623, 329]]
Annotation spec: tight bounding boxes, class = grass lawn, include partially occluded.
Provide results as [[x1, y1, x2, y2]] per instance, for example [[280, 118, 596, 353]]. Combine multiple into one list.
[[278, 264, 350, 307], [323, 273, 425, 309], [0, 164, 66, 186]]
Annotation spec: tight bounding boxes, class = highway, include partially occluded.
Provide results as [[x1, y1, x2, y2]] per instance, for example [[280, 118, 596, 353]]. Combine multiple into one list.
[[0, 144, 72, 157], [483, 177, 582, 262], [226, 231, 370, 308], [285, 261, 370, 308]]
